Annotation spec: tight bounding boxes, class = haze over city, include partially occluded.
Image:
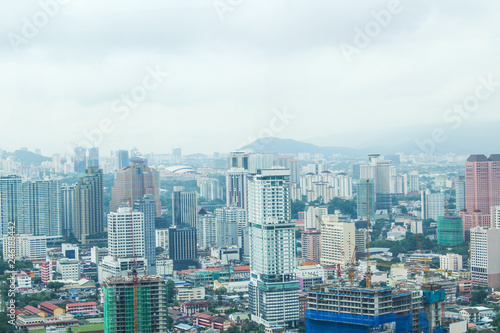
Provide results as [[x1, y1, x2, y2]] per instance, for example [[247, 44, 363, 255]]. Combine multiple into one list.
[[2, 1, 500, 155]]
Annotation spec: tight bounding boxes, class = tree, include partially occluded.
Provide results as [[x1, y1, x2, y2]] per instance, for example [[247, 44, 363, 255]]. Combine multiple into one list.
[[167, 316, 174, 329], [225, 325, 241, 333], [291, 200, 306, 219], [47, 281, 65, 292], [470, 289, 488, 306], [166, 279, 176, 304], [0, 312, 15, 332], [215, 287, 227, 296], [327, 197, 357, 218]]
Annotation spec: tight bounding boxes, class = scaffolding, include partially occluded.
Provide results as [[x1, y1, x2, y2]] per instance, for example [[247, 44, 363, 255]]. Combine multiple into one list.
[[103, 275, 167, 333]]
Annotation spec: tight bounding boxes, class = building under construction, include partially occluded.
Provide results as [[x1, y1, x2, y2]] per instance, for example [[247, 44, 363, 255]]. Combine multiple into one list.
[[103, 275, 168, 333], [306, 282, 446, 333]]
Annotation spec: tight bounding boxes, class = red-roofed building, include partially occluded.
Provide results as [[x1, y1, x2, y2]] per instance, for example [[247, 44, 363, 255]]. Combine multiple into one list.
[[39, 301, 65, 317], [23, 305, 47, 317], [66, 301, 98, 315], [192, 313, 231, 330], [179, 301, 209, 315]]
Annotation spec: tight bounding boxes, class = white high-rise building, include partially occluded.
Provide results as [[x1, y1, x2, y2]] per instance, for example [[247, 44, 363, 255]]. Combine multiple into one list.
[[107, 207, 145, 258], [248, 153, 274, 173], [155, 229, 169, 250], [319, 213, 356, 267], [2, 234, 47, 260], [248, 168, 299, 328], [421, 189, 445, 220], [491, 206, 500, 229], [470, 226, 500, 288], [197, 213, 217, 249], [99, 207, 147, 282], [215, 207, 246, 247], [439, 253, 463, 271], [304, 206, 328, 230], [408, 171, 419, 193], [199, 178, 222, 201]]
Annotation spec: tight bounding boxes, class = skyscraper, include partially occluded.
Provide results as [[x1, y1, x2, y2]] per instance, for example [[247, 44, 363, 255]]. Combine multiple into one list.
[[304, 206, 328, 230], [103, 275, 168, 333], [61, 184, 75, 237], [172, 148, 182, 164], [116, 150, 129, 170], [319, 213, 356, 267], [356, 179, 375, 219], [248, 153, 274, 173], [172, 186, 197, 227], [107, 207, 145, 258], [99, 206, 147, 282], [74, 147, 87, 173], [408, 170, 420, 193], [214, 207, 242, 248], [0, 175, 23, 236], [226, 168, 248, 211], [215, 206, 247, 243], [168, 227, 197, 270], [275, 156, 300, 184], [22, 179, 62, 236], [248, 168, 299, 328], [197, 211, 217, 249], [455, 176, 466, 212], [360, 155, 392, 211], [199, 178, 222, 201], [88, 147, 99, 167], [228, 151, 249, 169], [421, 189, 445, 221], [74, 167, 104, 244], [134, 194, 157, 275], [470, 226, 500, 288], [110, 158, 161, 217], [301, 229, 321, 264], [461, 154, 500, 239]]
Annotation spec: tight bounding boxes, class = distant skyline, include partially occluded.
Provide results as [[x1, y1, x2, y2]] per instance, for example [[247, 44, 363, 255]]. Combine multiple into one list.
[[2, 1, 500, 155]]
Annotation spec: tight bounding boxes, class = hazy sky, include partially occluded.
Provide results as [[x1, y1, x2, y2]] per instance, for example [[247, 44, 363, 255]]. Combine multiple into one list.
[[1, 0, 500, 156]]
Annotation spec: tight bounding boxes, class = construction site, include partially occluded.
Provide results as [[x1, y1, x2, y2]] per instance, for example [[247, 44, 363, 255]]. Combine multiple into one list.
[[103, 274, 168, 333], [305, 180, 454, 333]]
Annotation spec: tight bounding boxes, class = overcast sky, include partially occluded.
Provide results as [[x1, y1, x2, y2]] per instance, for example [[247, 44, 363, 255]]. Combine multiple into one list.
[[1, 0, 500, 156]]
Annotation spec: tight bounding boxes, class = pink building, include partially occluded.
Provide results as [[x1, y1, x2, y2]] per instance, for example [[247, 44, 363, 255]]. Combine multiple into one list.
[[301, 229, 321, 264], [66, 302, 98, 315], [461, 154, 500, 240]]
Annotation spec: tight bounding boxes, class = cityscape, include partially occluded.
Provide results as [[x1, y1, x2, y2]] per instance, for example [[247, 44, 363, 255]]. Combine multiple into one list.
[[2, 1, 500, 333]]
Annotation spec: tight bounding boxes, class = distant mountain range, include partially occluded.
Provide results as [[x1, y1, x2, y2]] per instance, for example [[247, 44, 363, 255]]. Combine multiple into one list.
[[239, 137, 361, 156], [1, 150, 52, 166], [240, 120, 499, 157], [304, 121, 499, 156]]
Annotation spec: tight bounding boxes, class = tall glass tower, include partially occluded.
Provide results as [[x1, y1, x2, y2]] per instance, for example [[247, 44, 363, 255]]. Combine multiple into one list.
[[248, 168, 299, 328]]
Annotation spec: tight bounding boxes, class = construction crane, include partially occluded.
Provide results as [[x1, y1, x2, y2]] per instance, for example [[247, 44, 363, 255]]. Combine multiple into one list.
[[129, 199, 139, 333]]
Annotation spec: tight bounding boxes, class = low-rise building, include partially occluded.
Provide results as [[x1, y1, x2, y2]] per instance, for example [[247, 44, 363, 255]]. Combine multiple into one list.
[[65, 302, 98, 315], [459, 308, 481, 324], [177, 287, 205, 302], [192, 313, 231, 330], [56, 259, 81, 281], [179, 301, 209, 316], [440, 253, 463, 272], [16, 272, 32, 290], [39, 302, 65, 317]]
